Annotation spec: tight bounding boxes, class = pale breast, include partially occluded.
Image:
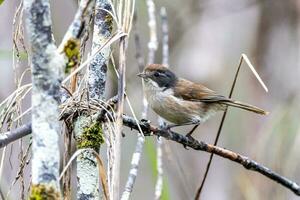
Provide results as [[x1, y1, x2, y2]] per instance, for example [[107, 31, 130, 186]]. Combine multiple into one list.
[[144, 83, 220, 124]]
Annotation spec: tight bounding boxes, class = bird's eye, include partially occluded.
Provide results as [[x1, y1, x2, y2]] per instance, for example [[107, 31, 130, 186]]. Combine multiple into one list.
[[154, 72, 160, 77]]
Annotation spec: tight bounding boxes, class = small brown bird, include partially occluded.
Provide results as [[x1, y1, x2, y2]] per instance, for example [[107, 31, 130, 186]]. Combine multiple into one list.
[[138, 64, 268, 136]]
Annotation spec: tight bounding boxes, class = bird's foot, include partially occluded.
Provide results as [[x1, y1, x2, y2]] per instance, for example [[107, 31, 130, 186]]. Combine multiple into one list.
[[159, 124, 172, 132], [182, 133, 196, 150]]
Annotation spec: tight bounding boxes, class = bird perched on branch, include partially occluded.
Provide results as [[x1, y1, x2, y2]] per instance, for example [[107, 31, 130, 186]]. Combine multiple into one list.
[[137, 64, 268, 137]]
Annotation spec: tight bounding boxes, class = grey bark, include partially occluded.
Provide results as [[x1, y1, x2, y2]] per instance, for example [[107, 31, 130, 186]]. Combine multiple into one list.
[[75, 0, 113, 199], [24, 0, 64, 191]]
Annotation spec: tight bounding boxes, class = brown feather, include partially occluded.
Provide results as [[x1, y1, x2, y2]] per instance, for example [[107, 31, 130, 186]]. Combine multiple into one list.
[[174, 78, 222, 100], [174, 78, 268, 115]]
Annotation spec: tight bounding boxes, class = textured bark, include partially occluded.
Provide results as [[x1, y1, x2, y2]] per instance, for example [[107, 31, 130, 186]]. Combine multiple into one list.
[[24, 0, 64, 193], [75, 0, 112, 199], [74, 116, 101, 200], [88, 0, 112, 100]]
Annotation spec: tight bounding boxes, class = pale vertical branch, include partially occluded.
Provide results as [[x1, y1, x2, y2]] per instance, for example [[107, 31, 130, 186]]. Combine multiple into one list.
[[161, 7, 169, 66], [155, 7, 169, 200], [120, 135, 144, 200], [146, 0, 158, 65], [59, 1, 96, 198], [74, 0, 113, 199], [74, 117, 101, 200], [120, 12, 145, 200], [154, 139, 163, 199], [141, 0, 158, 121], [145, 1, 160, 198], [88, 0, 113, 99], [23, 0, 64, 196]]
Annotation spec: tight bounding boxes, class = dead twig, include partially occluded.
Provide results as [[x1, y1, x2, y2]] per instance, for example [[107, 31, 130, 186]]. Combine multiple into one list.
[[195, 54, 268, 199]]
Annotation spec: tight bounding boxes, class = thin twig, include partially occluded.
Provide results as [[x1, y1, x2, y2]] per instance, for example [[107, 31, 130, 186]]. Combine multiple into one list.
[[195, 54, 268, 199], [195, 54, 243, 199]]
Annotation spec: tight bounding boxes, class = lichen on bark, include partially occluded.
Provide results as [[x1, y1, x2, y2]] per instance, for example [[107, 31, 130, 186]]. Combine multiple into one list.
[[63, 38, 81, 74], [75, 0, 113, 199], [29, 184, 61, 200], [24, 0, 63, 193]]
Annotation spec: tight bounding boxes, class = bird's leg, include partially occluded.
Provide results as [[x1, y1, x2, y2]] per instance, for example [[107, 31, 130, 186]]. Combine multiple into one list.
[[186, 124, 200, 137], [181, 124, 200, 149], [162, 122, 200, 149], [165, 122, 199, 130]]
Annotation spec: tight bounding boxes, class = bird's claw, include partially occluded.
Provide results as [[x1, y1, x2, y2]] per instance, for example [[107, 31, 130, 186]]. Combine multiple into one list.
[[183, 144, 189, 150], [182, 134, 196, 150]]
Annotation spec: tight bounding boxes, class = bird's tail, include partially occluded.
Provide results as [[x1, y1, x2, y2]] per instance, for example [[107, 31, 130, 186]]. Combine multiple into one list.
[[222, 100, 268, 115]]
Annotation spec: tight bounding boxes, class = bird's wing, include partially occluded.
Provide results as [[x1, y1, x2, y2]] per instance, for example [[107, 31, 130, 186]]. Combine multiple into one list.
[[174, 78, 230, 103]]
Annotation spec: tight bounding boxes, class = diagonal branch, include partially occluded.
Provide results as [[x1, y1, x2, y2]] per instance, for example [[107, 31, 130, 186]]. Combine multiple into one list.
[[58, 0, 95, 52], [1, 114, 300, 196], [0, 123, 31, 149], [121, 115, 300, 196]]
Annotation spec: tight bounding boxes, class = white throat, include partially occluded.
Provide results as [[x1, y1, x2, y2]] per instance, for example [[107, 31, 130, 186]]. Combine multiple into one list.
[[143, 79, 174, 105]]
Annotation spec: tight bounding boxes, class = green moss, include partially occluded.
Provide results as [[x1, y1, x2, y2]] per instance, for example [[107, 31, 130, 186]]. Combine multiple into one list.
[[76, 122, 104, 152], [63, 38, 80, 74], [105, 14, 113, 33], [29, 184, 60, 200]]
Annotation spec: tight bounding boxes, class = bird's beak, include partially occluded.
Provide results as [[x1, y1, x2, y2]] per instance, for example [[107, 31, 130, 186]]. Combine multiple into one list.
[[137, 72, 147, 78]]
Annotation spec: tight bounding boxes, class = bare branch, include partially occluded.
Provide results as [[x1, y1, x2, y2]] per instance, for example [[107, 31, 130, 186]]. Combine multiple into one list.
[[121, 115, 300, 197], [0, 123, 31, 149], [2, 114, 300, 196]]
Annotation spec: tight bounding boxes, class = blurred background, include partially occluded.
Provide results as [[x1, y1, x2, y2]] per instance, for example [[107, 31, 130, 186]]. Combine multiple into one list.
[[1, 0, 300, 199]]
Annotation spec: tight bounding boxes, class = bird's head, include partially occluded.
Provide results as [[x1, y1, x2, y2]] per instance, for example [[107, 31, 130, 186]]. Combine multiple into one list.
[[137, 64, 178, 90]]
